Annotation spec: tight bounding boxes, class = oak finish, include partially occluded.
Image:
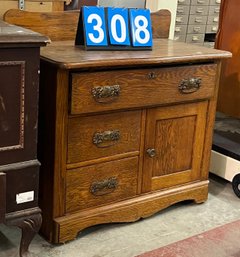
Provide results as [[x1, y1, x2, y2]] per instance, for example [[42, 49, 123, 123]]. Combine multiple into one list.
[[215, 0, 240, 118], [3, 9, 171, 41], [36, 39, 230, 243]]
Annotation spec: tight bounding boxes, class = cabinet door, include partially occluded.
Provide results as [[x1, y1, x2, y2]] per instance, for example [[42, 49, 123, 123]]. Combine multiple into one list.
[[142, 101, 208, 192]]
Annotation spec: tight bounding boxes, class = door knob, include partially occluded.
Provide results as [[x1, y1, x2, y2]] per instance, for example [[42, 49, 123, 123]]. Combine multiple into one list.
[[146, 148, 156, 158]]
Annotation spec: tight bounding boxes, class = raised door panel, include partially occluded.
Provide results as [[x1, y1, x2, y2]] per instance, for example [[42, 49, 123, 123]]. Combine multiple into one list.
[[0, 48, 39, 165], [142, 101, 208, 192]]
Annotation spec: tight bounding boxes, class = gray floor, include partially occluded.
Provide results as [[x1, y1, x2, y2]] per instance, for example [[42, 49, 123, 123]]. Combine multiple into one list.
[[1, 174, 240, 257]]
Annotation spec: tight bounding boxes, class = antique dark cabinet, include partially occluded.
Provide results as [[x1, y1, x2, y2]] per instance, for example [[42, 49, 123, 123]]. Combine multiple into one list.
[[0, 21, 48, 257], [38, 40, 230, 243]]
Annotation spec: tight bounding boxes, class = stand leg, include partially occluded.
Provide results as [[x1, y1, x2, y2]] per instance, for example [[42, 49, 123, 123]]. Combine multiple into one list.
[[5, 209, 42, 257]]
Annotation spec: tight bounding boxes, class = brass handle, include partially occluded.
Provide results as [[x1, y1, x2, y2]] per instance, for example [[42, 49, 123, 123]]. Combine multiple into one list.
[[179, 78, 202, 94], [91, 85, 120, 103], [90, 177, 118, 196], [147, 148, 156, 158], [93, 130, 120, 148]]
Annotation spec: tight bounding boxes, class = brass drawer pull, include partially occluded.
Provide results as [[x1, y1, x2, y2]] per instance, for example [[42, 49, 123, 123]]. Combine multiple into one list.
[[90, 177, 118, 196], [93, 130, 120, 148], [92, 85, 120, 103], [179, 78, 202, 94]]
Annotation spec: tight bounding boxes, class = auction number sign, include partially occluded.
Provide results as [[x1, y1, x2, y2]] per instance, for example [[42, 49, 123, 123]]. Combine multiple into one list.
[[75, 6, 153, 50]]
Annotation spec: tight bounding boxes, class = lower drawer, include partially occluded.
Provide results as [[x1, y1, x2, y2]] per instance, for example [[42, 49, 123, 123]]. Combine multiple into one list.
[[67, 110, 141, 164], [66, 157, 138, 213]]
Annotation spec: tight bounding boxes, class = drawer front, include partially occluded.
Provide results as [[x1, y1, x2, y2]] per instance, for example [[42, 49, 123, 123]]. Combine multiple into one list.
[[176, 6, 190, 15], [71, 64, 217, 115], [187, 24, 206, 34], [186, 34, 205, 44], [206, 24, 218, 33], [178, 0, 191, 5], [175, 15, 189, 24], [208, 6, 220, 15], [207, 15, 219, 25], [204, 42, 215, 48], [209, 0, 221, 5], [189, 15, 208, 25], [190, 5, 209, 15], [191, 0, 210, 5], [174, 34, 186, 42], [175, 25, 187, 35], [66, 157, 138, 212], [67, 110, 141, 163]]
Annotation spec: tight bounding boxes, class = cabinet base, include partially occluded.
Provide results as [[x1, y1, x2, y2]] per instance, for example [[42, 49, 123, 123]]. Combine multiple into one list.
[[5, 208, 42, 257], [49, 181, 208, 243]]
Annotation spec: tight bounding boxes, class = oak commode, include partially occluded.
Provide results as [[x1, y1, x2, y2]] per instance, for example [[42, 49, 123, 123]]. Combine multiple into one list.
[[38, 38, 230, 243]]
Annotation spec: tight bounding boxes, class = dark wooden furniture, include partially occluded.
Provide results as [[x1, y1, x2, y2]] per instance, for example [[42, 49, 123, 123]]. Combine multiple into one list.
[[35, 40, 230, 243], [215, 0, 240, 118], [0, 21, 48, 257]]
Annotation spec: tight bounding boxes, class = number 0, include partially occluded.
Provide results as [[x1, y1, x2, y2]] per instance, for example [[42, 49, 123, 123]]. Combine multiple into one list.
[[111, 14, 127, 43]]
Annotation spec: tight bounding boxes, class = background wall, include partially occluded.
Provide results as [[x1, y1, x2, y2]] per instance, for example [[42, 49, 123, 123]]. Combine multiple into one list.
[[146, 0, 177, 39]]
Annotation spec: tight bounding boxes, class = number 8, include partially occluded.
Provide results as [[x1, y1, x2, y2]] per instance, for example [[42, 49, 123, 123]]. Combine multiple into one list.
[[130, 9, 152, 47], [134, 15, 150, 44]]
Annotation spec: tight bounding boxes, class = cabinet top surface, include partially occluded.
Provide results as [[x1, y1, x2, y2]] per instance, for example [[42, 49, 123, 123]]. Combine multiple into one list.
[[0, 21, 49, 46], [40, 39, 231, 69]]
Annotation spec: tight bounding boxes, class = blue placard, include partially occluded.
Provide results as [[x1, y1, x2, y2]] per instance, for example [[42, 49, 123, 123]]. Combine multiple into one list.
[[129, 9, 153, 47], [82, 6, 108, 46], [76, 6, 153, 50], [107, 7, 130, 46]]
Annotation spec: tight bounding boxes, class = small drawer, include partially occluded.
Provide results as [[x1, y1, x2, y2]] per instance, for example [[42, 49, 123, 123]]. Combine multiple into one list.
[[174, 34, 186, 42], [190, 5, 209, 15], [189, 15, 208, 25], [186, 34, 205, 44], [175, 15, 189, 24], [207, 15, 219, 25], [191, 0, 210, 5], [209, 0, 221, 5], [67, 110, 141, 163], [204, 42, 215, 48], [66, 157, 138, 212], [175, 25, 187, 35], [206, 24, 218, 33], [176, 6, 190, 15], [208, 6, 220, 15], [187, 25, 206, 34], [71, 64, 217, 115], [177, 0, 191, 5]]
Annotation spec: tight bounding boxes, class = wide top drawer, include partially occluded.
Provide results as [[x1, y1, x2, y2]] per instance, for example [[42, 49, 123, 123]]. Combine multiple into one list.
[[70, 64, 217, 115]]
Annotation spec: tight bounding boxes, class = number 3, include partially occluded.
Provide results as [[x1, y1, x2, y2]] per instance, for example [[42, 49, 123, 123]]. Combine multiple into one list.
[[87, 14, 105, 44], [83, 7, 108, 46]]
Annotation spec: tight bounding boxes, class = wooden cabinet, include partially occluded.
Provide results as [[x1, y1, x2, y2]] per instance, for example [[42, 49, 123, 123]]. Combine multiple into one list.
[[38, 39, 230, 243], [215, 0, 240, 118], [0, 21, 48, 256]]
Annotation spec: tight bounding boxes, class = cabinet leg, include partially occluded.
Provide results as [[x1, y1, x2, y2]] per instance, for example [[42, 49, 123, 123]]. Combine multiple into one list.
[[5, 209, 42, 257]]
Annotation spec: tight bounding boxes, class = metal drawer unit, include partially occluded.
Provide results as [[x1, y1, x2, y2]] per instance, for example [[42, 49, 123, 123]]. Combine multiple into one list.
[[174, 0, 221, 46]]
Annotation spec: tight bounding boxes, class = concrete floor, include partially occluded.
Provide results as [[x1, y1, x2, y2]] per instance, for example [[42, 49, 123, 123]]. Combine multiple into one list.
[[1, 174, 240, 257]]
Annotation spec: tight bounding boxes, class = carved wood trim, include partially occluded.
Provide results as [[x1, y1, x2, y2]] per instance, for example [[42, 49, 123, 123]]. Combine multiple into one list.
[[0, 61, 25, 152], [5, 208, 42, 257]]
